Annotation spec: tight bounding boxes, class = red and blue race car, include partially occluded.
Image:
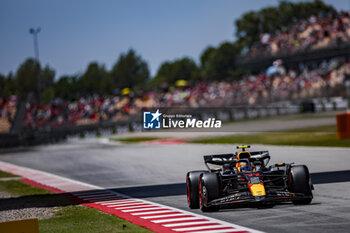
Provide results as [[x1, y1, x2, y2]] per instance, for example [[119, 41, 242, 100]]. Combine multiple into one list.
[[186, 145, 313, 211]]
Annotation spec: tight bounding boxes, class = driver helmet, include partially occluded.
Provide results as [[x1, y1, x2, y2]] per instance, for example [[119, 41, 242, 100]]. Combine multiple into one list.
[[240, 162, 253, 171], [236, 151, 254, 172]]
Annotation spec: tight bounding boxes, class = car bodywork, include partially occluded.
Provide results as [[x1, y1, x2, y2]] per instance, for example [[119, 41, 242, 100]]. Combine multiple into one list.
[[186, 145, 313, 211]]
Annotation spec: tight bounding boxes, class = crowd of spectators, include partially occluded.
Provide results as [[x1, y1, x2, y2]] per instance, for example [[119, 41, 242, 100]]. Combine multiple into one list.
[[247, 10, 350, 58], [0, 96, 16, 132], [1, 10, 350, 131], [155, 58, 348, 107], [0, 57, 347, 131]]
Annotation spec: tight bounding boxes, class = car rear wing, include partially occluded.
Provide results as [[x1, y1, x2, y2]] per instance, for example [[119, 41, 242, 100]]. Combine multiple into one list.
[[250, 151, 270, 161], [204, 151, 270, 166], [204, 153, 235, 165]]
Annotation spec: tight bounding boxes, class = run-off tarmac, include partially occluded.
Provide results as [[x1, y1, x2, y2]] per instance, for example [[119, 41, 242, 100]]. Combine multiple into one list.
[[0, 140, 349, 233]]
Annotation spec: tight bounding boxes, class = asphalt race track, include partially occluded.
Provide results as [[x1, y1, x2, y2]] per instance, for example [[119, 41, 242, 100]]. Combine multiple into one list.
[[0, 139, 350, 233]]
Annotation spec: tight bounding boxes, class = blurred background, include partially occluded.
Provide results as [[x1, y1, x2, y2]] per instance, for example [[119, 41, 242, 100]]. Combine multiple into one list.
[[1, 0, 350, 146]]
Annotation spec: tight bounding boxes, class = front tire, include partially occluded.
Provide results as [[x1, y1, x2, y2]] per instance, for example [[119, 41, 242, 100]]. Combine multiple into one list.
[[289, 165, 313, 205], [186, 171, 208, 209], [199, 173, 221, 212]]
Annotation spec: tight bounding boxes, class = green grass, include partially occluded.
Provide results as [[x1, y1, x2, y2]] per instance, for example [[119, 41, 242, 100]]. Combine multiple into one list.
[[0, 180, 51, 196], [0, 172, 153, 233], [0, 170, 19, 178], [192, 125, 350, 147], [110, 137, 160, 143], [40, 206, 151, 233]]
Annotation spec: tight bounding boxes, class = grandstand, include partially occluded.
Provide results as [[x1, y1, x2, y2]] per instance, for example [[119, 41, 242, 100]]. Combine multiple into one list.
[[246, 10, 350, 58], [1, 57, 348, 131]]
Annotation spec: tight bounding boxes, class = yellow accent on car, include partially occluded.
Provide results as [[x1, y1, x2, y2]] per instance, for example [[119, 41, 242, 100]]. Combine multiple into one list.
[[236, 145, 250, 149], [249, 184, 266, 196]]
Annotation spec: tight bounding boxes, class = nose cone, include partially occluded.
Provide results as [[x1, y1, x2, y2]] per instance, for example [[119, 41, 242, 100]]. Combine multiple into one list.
[[249, 184, 266, 197]]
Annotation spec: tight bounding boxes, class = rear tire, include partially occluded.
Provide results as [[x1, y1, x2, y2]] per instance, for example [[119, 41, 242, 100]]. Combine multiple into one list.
[[289, 165, 313, 205], [186, 171, 208, 209], [199, 173, 221, 212]]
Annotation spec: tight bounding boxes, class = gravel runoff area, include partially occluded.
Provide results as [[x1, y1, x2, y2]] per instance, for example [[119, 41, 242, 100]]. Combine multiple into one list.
[[0, 187, 59, 222]]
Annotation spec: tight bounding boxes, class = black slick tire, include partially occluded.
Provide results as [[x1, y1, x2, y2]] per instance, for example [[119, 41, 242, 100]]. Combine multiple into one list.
[[199, 173, 221, 212], [290, 165, 313, 205], [186, 170, 208, 209]]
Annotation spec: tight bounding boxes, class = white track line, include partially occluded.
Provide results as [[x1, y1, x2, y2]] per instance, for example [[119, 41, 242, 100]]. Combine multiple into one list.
[[172, 225, 231, 232], [152, 217, 202, 223], [129, 199, 263, 232], [141, 213, 188, 219], [132, 210, 174, 215], [122, 207, 164, 212], [163, 221, 211, 227], [107, 202, 143, 207], [95, 198, 129, 204], [100, 200, 134, 205], [0, 161, 102, 190], [115, 204, 154, 210]]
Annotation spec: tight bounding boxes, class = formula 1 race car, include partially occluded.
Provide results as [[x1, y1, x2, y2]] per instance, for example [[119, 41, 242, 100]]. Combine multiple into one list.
[[186, 145, 313, 211]]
